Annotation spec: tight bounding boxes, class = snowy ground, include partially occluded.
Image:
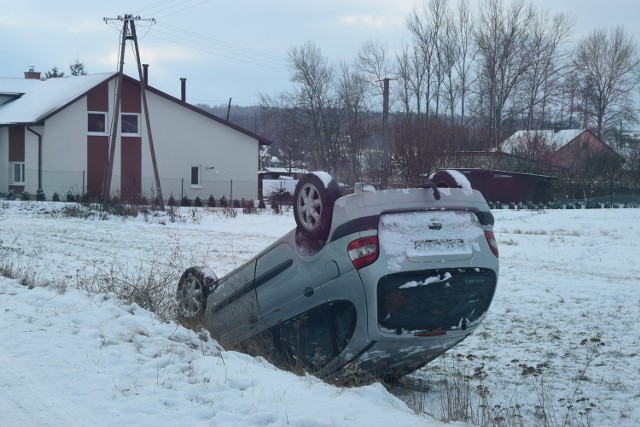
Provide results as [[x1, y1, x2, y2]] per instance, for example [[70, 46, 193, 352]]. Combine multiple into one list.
[[0, 201, 638, 426]]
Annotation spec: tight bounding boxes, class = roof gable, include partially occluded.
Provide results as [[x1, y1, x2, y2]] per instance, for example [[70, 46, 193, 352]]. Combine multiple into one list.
[[141, 80, 271, 145]]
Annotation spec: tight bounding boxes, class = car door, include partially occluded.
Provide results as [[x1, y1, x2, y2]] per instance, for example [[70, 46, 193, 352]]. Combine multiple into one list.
[[255, 241, 349, 370], [205, 260, 261, 348], [254, 242, 327, 328]]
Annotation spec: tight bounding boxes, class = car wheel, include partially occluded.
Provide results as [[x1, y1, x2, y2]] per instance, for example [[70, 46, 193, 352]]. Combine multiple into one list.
[[428, 170, 462, 188], [293, 172, 341, 241], [177, 267, 208, 320]]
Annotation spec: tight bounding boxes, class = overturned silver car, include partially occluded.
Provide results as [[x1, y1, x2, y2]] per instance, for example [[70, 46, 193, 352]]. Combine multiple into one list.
[[177, 171, 499, 380]]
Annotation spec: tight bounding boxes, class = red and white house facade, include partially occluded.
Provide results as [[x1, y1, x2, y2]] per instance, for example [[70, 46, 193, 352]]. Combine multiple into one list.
[[0, 70, 270, 202]]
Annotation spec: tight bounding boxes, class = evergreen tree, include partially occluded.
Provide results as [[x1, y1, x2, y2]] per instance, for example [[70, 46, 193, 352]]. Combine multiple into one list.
[[69, 58, 88, 76], [44, 66, 65, 79]]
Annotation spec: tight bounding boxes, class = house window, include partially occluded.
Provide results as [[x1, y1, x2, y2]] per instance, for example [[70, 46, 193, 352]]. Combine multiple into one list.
[[11, 162, 25, 184], [191, 166, 201, 187], [121, 113, 140, 135], [88, 112, 107, 134]]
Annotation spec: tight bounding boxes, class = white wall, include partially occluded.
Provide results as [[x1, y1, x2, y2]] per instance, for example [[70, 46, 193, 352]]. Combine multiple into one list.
[[143, 91, 259, 202], [40, 98, 89, 197], [0, 127, 7, 193]]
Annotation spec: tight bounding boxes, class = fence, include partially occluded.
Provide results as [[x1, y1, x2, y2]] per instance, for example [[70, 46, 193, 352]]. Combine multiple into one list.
[[0, 166, 259, 203]]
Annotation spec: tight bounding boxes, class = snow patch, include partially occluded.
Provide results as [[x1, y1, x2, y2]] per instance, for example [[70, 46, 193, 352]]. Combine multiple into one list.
[[443, 169, 473, 195], [312, 171, 334, 188], [399, 272, 452, 289]]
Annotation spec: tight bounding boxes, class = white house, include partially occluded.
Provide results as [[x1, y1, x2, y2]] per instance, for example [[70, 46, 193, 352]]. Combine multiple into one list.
[[0, 68, 271, 202]]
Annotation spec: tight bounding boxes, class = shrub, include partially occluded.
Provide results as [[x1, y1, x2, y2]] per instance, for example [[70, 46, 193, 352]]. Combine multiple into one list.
[[20, 191, 30, 201], [222, 207, 237, 218], [242, 199, 257, 214], [271, 198, 281, 214], [52, 192, 60, 202], [233, 199, 241, 208], [167, 206, 177, 222], [219, 195, 228, 208], [66, 191, 75, 202], [6, 189, 15, 200], [36, 188, 46, 201], [167, 195, 176, 207], [194, 196, 203, 207], [207, 195, 216, 207], [181, 196, 191, 207]]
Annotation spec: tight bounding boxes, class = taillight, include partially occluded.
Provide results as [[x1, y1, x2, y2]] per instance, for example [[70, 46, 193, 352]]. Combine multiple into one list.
[[484, 230, 499, 257], [347, 236, 379, 269]]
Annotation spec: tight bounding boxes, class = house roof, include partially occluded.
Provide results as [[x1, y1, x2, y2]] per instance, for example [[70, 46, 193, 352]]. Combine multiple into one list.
[[0, 77, 41, 97], [142, 81, 272, 145], [0, 73, 114, 124], [0, 72, 272, 145], [498, 129, 585, 154]]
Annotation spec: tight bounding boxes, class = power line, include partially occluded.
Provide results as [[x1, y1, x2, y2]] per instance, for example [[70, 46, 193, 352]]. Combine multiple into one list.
[[130, 0, 208, 19], [158, 22, 286, 64], [155, 0, 212, 19], [148, 25, 288, 71], [103, 10, 289, 71]]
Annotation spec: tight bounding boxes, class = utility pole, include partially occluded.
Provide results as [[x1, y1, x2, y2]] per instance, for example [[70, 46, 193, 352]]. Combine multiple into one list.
[[381, 77, 393, 189], [102, 14, 165, 210]]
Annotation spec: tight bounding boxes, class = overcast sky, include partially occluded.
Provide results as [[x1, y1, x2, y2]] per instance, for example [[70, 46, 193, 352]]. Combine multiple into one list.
[[1, 0, 638, 107]]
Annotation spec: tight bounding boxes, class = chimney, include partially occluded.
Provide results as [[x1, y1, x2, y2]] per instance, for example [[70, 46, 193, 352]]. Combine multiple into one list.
[[24, 66, 41, 80], [180, 78, 186, 102], [142, 64, 149, 86]]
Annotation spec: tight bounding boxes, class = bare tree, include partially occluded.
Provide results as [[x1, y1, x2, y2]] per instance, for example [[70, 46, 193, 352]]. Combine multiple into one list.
[[474, 0, 534, 147], [395, 42, 428, 115], [575, 145, 625, 200], [627, 142, 640, 188], [439, 4, 459, 124], [520, 9, 572, 131], [257, 94, 308, 173], [395, 43, 414, 115], [406, 0, 447, 119], [337, 62, 372, 183], [285, 42, 339, 173], [508, 132, 560, 174], [572, 26, 640, 139], [454, 0, 476, 127], [357, 39, 392, 97]]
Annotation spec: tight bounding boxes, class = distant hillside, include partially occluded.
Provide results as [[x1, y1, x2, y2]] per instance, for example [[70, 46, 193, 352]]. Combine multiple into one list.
[[196, 103, 262, 133]]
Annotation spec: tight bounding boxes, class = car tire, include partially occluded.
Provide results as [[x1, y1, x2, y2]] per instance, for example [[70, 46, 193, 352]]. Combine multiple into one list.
[[177, 267, 210, 320], [293, 172, 341, 241], [428, 170, 462, 188]]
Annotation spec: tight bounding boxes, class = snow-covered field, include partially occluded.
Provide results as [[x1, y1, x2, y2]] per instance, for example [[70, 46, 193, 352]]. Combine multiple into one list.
[[0, 201, 638, 426]]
